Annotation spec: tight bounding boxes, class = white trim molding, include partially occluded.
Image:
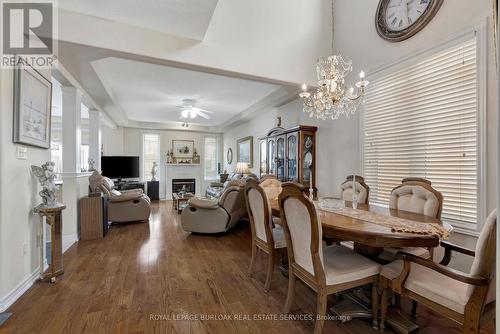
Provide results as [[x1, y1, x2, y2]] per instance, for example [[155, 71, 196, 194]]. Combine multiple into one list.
[[0, 268, 39, 313], [63, 234, 78, 253]]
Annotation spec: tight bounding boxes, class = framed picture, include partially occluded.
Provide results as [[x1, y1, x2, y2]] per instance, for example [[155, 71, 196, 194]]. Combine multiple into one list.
[[237, 136, 253, 168], [13, 59, 53, 149], [172, 140, 194, 158], [226, 148, 233, 164]]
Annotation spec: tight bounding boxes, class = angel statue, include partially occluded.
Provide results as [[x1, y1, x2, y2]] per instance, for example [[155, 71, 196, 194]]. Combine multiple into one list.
[[31, 161, 59, 207], [88, 158, 96, 171], [151, 161, 159, 181]]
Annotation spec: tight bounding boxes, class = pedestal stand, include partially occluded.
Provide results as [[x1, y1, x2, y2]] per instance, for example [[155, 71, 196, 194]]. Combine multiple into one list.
[[34, 203, 66, 283]]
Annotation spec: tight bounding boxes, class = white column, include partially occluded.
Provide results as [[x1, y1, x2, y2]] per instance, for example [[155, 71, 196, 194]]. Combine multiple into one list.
[[60, 87, 82, 248], [61, 87, 82, 173], [88, 109, 101, 172]]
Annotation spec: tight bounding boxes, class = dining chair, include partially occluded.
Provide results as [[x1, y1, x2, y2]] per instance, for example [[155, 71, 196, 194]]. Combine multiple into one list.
[[378, 177, 444, 262], [379, 210, 497, 334], [244, 178, 286, 292], [279, 182, 381, 334], [338, 175, 370, 249], [340, 175, 370, 204], [259, 175, 282, 201]]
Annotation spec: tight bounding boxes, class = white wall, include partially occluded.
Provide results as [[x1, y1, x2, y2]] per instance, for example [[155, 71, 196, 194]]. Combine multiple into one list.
[[334, 0, 498, 221], [222, 0, 498, 272], [101, 125, 124, 156], [122, 128, 223, 198], [0, 68, 51, 310], [223, 98, 361, 199]]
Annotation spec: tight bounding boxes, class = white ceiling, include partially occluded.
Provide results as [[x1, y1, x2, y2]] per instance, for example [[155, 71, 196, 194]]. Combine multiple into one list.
[[58, 0, 218, 40], [91, 57, 282, 126]]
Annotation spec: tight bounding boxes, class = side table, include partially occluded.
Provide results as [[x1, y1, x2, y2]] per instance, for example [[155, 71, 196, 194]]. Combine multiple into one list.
[[35, 203, 66, 283]]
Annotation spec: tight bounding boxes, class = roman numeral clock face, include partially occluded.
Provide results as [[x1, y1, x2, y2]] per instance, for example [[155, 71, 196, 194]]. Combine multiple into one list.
[[386, 0, 429, 31], [376, 0, 443, 42]]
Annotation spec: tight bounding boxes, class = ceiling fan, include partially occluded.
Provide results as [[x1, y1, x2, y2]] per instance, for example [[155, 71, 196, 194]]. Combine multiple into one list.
[[176, 99, 213, 120]]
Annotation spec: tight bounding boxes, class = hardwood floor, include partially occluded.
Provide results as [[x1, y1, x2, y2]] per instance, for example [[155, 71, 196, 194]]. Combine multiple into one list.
[[0, 201, 495, 334]]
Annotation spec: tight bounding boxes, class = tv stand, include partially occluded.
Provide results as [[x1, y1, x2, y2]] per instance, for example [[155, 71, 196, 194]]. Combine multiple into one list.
[[114, 180, 145, 192]]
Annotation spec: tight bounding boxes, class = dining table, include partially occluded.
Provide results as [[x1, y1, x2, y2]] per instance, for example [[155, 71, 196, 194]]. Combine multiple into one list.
[[269, 198, 452, 333]]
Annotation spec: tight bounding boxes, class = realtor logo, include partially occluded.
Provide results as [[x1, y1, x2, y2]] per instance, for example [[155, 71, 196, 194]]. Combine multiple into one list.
[[1, 0, 57, 69]]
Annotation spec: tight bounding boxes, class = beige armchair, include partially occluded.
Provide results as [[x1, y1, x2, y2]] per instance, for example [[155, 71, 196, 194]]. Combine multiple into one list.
[[279, 182, 381, 333], [89, 171, 151, 223], [380, 210, 496, 334], [181, 184, 246, 233]]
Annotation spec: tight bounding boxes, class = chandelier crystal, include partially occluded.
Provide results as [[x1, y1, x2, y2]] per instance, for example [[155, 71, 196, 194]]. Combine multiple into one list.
[[300, 54, 369, 120]]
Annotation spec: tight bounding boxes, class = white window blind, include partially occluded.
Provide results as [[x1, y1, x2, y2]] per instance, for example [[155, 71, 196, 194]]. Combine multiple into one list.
[[363, 35, 479, 229], [204, 137, 218, 180], [143, 133, 160, 181]]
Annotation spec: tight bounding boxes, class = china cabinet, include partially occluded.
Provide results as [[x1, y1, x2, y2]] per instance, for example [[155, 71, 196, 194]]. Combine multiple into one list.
[[259, 125, 317, 196]]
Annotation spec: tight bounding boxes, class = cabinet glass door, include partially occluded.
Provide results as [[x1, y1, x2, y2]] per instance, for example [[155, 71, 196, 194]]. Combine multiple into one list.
[[268, 138, 276, 175], [259, 140, 267, 175], [276, 136, 285, 181], [303, 135, 313, 186], [286, 133, 298, 181]]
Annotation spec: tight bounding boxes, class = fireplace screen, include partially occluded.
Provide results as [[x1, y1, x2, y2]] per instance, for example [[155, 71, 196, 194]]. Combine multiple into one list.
[[172, 178, 196, 194]]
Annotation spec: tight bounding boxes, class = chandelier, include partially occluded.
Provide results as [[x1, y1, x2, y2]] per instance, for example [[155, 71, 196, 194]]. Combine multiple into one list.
[[299, 54, 369, 120]]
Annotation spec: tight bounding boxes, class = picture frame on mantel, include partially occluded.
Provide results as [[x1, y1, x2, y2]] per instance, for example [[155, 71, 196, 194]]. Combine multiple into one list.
[[13, 58, 53, 149], [172, 140, 194, 158], [237, 136, 253, 168]]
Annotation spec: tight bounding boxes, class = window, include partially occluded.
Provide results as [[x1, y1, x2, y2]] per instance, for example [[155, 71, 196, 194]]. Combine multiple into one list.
[[80, 144, 89, 172], [143, 133, 160, 181], [204, 137, 218, 180], [363, 33, 481, 230]]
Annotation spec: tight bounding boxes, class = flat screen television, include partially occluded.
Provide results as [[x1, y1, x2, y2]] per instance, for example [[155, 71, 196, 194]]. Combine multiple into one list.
[[101, 156, 140, 180]]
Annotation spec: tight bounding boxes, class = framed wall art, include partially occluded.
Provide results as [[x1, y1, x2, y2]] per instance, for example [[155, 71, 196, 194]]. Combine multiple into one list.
[[172, 140, 194, 158], [237, 136, 253, 168], [13, 59, 53, 149]]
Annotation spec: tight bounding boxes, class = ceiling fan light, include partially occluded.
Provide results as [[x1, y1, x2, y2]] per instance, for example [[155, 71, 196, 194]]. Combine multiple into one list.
[[190, 110, 196, 119], [181, 110, 189, 118]]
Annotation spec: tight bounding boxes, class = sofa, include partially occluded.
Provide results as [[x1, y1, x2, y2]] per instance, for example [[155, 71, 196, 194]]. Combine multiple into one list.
[[89, 171, 151, 223], [181, 183, 246, 233], [205, 172, 257, 198]]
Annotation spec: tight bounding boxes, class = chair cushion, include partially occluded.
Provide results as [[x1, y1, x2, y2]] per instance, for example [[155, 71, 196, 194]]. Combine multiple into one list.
[[381, 260, 471, 314], [272, 225, 287, 248], [378, 247, 430, 262], [323, 245, 380, 285]]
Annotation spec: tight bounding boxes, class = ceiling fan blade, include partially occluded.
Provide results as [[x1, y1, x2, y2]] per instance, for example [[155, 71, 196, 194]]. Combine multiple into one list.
[[194, 107, 213, 114], [196, 111, 211, 119]]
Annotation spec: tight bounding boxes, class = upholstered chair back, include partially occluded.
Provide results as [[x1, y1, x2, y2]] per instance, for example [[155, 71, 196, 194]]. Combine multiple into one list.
[[245, 179, 273, 244], [89, 171, 115, 196], [389, 178, 443, 218], [279, 182, 323, 277], [259, 175, 282, 202], [340, 175, 369, 204], [219, 185, 244, 211], [467, 210, 497, 305]]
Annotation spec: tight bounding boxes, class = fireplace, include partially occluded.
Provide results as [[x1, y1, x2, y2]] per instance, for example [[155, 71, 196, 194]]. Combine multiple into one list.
[[172, 178, 196, 194]]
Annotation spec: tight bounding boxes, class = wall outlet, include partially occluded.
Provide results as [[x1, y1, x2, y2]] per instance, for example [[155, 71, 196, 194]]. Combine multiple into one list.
[[16, 146, 28, 160]]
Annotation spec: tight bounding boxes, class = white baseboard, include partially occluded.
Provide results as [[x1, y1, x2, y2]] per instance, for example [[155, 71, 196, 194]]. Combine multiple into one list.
[[62, 234, 78, 253], [0, 234, 79, 313], [0, 268, 39, 313]]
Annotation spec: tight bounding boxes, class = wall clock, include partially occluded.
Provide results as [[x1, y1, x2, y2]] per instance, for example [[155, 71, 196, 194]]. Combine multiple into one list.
[[376, 0, 443, 42]]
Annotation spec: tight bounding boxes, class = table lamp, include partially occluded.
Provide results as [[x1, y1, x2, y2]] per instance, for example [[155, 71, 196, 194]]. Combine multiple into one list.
[[235, 162, 250, 176]]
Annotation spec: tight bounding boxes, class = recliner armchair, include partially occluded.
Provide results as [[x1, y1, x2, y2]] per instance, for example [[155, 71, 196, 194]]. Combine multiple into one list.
[[181, 184, 246, 233], [205, 172, 257, 198], [89, 171, 151, 223]]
